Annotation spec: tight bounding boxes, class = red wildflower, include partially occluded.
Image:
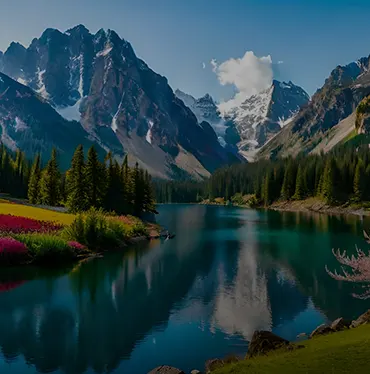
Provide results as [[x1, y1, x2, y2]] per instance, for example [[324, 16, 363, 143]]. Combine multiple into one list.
[[67, 241, 86, 251], [0, 214, 62, 234]]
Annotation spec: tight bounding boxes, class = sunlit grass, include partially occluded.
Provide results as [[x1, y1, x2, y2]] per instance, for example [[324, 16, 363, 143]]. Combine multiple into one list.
[[215, 324, 370, 374], [0, 203, 75, 225]]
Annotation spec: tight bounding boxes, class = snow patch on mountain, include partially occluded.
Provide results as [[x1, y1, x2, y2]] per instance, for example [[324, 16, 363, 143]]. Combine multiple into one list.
[[56, 101, 81, 122], [97, 46, 113, 57], [16, 78, 27, 86], [111, 91, 125, 133], [146, 119, 154, 144], [36, 69, 49, 99], [14, 117, 28, 132], [0, 121, 17, 151]]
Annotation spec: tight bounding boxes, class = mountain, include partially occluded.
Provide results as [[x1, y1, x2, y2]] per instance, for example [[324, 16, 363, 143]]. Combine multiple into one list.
[[175, 89, 226, 145], [0, 72, 104, 169], [259, 58, 370, 159], [0, 25, 237, 179], [223, 80, 309, 161]]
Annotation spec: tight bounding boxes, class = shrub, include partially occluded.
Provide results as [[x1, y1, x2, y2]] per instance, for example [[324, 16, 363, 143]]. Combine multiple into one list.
[[0, 237, 29, 265], [64, 208, 127, 251], [67, 241, 87, 252], [14, 233, 75, 264]]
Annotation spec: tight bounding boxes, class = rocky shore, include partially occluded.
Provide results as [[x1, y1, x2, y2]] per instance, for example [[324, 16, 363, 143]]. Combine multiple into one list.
[[147, 309, 370, 374]]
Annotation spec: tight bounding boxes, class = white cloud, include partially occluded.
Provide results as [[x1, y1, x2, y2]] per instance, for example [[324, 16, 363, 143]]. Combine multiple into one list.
[[278, 60, 284, 64], [210, 59, 218, 73], [211, 51, 273, 115], [202, 62, 206, 69]]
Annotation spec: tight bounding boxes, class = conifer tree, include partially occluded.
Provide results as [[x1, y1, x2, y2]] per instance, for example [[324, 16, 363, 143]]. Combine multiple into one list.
[[293, 166, 306, 200], [354, 160, 366, 202], [85, 146, 106, 208], [133, 162, 145, 216], [39, 148, 61, 206], [28, 154, 42, 204], [281, 160, 296, 200], [66, 145, 87, 212], [121, 154, 133, 213], [321, 158, 337, 204]]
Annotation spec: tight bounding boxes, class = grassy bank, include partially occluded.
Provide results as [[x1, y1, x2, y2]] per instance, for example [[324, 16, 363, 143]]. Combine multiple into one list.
[[0, 201, 158, 267], [214, 324, 370, 374]]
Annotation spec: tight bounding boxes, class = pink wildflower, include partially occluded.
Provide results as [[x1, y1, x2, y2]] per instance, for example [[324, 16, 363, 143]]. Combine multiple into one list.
[[68, 241, 86, 251], [0, 214, 62, 234], [0, 237, 27, 254]]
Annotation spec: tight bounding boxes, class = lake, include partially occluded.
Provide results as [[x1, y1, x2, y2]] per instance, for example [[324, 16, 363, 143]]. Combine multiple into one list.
[[0, 204, 370, 374]]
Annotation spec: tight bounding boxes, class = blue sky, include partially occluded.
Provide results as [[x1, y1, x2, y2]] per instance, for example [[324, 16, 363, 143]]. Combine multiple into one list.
[[1, 0, 370, 101]]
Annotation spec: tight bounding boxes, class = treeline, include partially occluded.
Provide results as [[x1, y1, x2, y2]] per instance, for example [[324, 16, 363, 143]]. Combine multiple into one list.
[[0, 144, 156, 216], [154, 145, 370, 206], [154, 180, 204, 203]]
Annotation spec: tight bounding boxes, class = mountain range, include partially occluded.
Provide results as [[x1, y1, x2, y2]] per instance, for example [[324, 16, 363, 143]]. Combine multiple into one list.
[[259, 58, 370, 159], [1, 24, 369, 179], [0, 25, 237, 179]]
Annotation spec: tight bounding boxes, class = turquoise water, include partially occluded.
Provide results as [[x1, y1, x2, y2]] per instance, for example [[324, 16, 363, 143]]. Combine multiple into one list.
[[0, 205, 370, 374]]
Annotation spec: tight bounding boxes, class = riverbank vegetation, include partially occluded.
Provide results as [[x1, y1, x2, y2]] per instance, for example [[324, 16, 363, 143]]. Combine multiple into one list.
[[154, 143, 370, 212], [213, 324, 370, 374], [0, 143, 159, 266]]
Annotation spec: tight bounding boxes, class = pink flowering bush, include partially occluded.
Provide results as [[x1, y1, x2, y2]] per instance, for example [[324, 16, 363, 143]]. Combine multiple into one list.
[[0, 237, 29, 265], [326, 231, 370, 299], [0, 214, 62, 234]]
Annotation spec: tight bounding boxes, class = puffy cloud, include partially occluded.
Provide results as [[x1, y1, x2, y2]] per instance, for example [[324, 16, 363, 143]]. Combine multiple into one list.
[[277, 60, 284, 64], [212, 51, 273, 115], [202, 62, 206, 69]]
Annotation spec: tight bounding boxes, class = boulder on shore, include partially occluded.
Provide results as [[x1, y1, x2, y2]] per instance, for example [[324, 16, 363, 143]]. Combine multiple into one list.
[[205, 359, 224, 373], [147, 366, 185, 374], [331, 317, 351, 331], [351, 309, 370, 328], [309, 324, 333, 338], [246, 331, 291, 358]]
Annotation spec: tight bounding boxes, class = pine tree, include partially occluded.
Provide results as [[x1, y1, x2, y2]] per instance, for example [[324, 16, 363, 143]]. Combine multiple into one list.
[[28, 154, 42, 204], [354, 160, 366, 202], [66, 145, 87, 212], [321, 158, 337, 204], [121, 154, 133, 214], [133, 162, 144, 216], [281, 160, 296, 200], [40, 148, 61, 206], [85, 146, 106, 208], [143, 170, 156, 213], [293, 166, 306, 200]]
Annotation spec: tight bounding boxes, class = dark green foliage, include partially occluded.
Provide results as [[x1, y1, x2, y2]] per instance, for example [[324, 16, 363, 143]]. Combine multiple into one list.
[[154, 144, 370, 207], [85, 146, 106, 209], [39, 148, 61, 206], [28, 154, 41, 204], [66, 145, 87, 212]]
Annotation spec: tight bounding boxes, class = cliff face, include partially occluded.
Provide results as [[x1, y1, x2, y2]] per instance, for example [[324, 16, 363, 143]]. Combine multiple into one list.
[[0, 25, 237, 179]]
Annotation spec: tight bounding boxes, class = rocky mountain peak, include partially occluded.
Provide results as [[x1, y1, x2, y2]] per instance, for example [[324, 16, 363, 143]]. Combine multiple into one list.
[[0, 25, 237, 180]]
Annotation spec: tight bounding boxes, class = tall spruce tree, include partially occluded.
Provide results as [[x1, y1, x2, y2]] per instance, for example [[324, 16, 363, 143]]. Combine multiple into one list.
[[28, 154, 42, 204], [293, 166, 306, 200], [85, 146, 106, 208], [66, 145, 87, 212], [321, 158, 337, 204], [40, 148, 61, 206], [354, 160, 366, 202], [281, 160, 296, 200]]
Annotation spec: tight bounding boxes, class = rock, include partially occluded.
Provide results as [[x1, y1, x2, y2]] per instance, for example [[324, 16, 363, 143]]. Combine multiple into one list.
[[296, 333, 308, 339], [147, 365, 185, 374], [205, 359, 224, 373], [309, 324, 333, 338], [331, 317, 351, 331], [190, 370, 202, 374], [246, 331, 290, 358], [351, 309, 370, 328]]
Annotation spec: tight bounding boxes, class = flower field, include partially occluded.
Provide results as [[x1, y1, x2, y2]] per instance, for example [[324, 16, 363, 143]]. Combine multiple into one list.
[[0, 202, 151, 267]]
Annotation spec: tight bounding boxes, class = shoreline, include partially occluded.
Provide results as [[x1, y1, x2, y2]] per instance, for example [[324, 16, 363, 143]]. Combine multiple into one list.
[[199, 198, 370, 217]]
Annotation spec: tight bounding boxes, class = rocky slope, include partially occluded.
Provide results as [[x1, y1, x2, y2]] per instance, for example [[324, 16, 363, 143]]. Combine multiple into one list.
[[0, 72, 104, 169], [259, 57, 370, 159], [0, 25, 236, 179], [175, 89, 226, 145], [224, 80, 309, 160]]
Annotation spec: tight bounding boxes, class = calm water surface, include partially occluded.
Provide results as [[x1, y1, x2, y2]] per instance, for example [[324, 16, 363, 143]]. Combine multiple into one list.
[[1, 205, 370, 374]]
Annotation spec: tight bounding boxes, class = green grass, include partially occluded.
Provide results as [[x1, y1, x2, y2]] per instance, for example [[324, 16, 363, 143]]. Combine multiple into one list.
[[214, 325, 370, 374]]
